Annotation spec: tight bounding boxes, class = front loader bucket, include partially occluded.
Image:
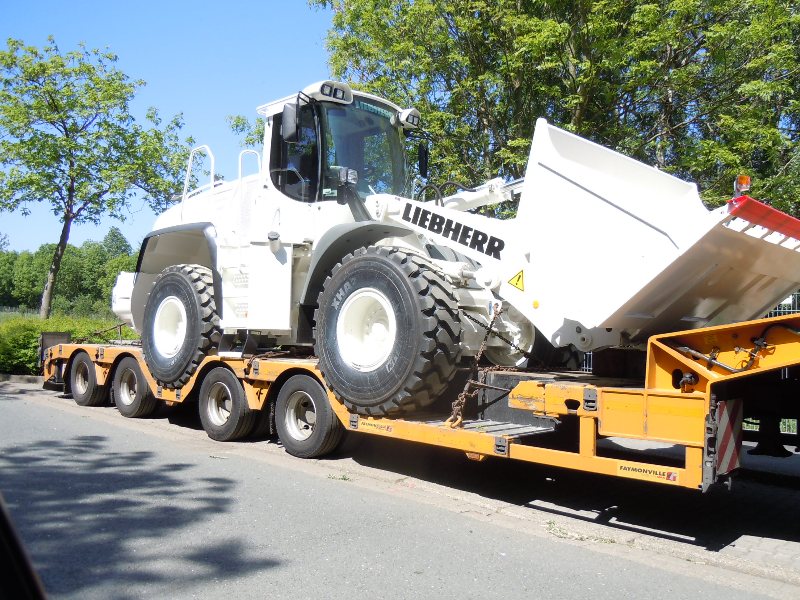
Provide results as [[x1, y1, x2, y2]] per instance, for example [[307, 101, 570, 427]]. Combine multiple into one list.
[[515, 119, 800, 347]]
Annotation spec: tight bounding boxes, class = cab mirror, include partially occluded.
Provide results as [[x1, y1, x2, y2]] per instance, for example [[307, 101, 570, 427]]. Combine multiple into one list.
[[418, 142, 429, 179], [281, 103, 298, 143]]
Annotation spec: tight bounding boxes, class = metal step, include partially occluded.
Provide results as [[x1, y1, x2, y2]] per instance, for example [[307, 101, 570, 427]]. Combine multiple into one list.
[[422, 418, 556, 440]]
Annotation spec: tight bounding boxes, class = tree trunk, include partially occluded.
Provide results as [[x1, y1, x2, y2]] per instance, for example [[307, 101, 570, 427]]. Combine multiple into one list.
[[39, 216, 73, 319]]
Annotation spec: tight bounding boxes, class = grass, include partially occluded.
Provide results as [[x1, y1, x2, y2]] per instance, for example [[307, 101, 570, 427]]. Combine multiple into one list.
[[0, 307, 37, 323]]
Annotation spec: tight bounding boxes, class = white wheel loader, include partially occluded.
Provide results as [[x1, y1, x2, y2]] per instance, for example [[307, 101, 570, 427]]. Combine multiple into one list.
[[113, 80, 800, 416]]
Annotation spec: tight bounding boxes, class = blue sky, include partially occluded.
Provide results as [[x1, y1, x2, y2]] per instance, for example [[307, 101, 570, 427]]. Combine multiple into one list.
[[0, 1, 333, 252]]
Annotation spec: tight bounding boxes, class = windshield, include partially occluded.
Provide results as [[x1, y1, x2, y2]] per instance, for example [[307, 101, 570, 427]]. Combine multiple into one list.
[[319, 97, 408, 200]]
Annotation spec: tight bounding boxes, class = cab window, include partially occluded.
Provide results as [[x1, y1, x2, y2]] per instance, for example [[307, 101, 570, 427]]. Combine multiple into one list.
[[320, 99, 407, 200], [269, 105, 319, 202]]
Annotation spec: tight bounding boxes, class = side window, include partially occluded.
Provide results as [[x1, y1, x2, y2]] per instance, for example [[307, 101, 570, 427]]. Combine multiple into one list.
[[269, 105, 319, 202]]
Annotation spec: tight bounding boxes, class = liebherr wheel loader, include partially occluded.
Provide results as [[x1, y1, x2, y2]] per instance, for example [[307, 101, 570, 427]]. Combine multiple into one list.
[[112, 80, 800, 417]]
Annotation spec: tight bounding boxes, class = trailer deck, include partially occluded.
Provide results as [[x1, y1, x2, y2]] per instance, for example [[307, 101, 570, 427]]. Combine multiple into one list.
[[42, 313, 800, 492]]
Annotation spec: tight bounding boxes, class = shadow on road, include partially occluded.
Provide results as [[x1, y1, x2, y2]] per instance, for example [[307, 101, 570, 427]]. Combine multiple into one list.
[[12, 382, 797, 569], [339, 433, 800, 553], [0, 434, 278, 597]]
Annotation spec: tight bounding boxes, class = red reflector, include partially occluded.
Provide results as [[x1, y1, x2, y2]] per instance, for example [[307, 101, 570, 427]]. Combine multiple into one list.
[[727, 196, 800, 241]]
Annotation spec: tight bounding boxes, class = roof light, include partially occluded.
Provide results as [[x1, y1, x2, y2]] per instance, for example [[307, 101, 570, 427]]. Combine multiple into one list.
[[301, 80, 353, 105], [393, 108, 421, 130], [734, 174, 751, 195]]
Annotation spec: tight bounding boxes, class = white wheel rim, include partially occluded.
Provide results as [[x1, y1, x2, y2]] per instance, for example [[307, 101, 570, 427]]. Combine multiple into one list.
[[285, 390, 316, 441], [153, 295, 188, 358], [336, 287, 397, 372], [74, 361, 89, 395], [118, 368, 137, 406], [207, 382, 232, 427]]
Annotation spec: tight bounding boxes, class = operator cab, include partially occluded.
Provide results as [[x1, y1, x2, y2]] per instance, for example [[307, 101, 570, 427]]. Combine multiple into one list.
[[260, 81, 420, 205]]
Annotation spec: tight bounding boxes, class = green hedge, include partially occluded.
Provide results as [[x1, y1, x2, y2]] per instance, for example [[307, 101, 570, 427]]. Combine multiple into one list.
[[0, 315, 138, 375]]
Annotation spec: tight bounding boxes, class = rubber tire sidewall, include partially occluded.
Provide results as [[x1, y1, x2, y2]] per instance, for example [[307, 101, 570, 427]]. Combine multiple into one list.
[[70, 352, 105, 407], [316, 252, 425, 409], [275, 375, 343, 459], [142, 268, 205, 385], [198, 367, 254, 442], [142, 264, 222, 389], [111, 356, 157, 418]]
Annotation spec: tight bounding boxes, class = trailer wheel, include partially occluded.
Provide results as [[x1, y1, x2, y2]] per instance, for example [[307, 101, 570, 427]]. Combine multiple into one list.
[[111, 356, 158, 418], [275, 374, 344, 458], [142, 264, 221, 389], [198, 367, 255, 441], [315, 246, 462, 416], [70, 351, 107, 407]]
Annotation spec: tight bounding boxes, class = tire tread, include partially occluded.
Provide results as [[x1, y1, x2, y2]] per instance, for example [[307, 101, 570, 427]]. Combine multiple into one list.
[[143, 264, 221, 390], [70, 352, 107, 407], [111, 356, 158, 418], [315, 246, 462, 416]]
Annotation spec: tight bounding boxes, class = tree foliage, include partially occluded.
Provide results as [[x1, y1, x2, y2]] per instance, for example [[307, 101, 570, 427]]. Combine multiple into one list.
[[0, 37, 191, 317], [102, 226, 133, 257], [0, 249, 16, 305], [0, 314, 137, 375], [310, 0, 800, 213], [1, 228, 137, 318], [227, 114, 266, 149], [11, 247, 53, 309]]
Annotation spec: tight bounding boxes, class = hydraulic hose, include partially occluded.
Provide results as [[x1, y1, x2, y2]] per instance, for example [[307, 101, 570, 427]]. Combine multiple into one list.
[[414, 180, 478, 205], [670, 323, 800, 373]]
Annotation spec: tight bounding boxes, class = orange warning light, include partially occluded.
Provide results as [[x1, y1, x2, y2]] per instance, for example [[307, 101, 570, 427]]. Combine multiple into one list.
[[734, 174, 751, 195]]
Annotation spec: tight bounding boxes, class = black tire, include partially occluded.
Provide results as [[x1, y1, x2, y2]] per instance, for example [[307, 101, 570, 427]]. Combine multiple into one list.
[[70, 351, 107, 407], [275, 374, 344, 458], [111, 356, 158, 418], [198, 367, 256, 441], [141, 264, 221, 389], [314, 246, 462, 416]]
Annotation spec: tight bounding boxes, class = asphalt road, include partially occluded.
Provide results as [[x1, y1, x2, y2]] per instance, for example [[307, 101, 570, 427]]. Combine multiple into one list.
[[1, 380, 799, 599]]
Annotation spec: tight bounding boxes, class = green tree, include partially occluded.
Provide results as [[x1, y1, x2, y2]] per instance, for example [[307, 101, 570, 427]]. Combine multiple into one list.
[[99, 253, 138, 309], [0, 232, 8, 251], [102, 226, 133, 257], [310, 1, 800, 213], [11, 247, 51, 308], [53, 241, 109, 307], [50, 243, 83, 305], [227, 114, 265, 149], [0, 37, 192, 319], [0, 249, 17, 306]]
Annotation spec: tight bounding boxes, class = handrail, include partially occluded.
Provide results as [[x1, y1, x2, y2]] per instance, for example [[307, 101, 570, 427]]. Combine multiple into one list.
[[238, 149, 261, 180], [181, 145, 216, 219]]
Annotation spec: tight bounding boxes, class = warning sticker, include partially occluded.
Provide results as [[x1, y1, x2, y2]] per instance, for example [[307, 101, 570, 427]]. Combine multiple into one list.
[[508, 270, 525, 292]]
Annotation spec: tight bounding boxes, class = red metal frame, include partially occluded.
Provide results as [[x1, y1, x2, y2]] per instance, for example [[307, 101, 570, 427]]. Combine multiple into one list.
[[727, 195, 800, 241]]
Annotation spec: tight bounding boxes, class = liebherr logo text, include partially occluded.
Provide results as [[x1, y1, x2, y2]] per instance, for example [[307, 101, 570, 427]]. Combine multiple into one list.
[[619, 464, 678, 482], [401, 203, 505, 259]]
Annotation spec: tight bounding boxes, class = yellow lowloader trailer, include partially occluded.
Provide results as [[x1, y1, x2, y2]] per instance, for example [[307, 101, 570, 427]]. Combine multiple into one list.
[[42, 313, 800, 492]]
